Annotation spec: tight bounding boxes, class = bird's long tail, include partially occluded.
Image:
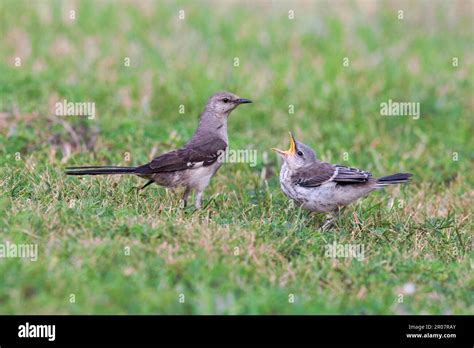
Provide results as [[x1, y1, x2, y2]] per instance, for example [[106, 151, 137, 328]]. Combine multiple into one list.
[[376, 173, 413, 187], [65, 166, 137, 175]]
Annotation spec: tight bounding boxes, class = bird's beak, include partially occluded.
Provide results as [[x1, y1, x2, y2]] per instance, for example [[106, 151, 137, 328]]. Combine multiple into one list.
[[272, 132, 296, 156], [237, 98, 252, 104]]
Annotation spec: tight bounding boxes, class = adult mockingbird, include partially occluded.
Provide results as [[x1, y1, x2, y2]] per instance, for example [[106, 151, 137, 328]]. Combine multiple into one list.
[[65, 92, 252, 208], [272, 132, 412, 230]]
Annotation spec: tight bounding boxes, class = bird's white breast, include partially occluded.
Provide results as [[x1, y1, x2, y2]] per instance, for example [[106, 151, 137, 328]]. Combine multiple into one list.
[[279, 164, 339, 213], [186, 161, 222, 190]]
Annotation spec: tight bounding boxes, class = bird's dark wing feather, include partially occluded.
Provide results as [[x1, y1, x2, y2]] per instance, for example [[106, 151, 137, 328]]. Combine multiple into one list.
[[292, 162, 336, 187], [332, 165, 372, 183], [294, 163, 372, 187], [135, 137, 227, 174]]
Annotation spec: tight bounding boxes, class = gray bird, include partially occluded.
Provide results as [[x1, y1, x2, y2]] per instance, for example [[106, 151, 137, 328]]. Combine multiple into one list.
[[272, 132, 412, 230], [65, 92, 252, 208]]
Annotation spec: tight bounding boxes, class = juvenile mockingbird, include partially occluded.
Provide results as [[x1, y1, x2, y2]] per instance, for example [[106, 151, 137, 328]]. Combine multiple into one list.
[[272, 132, 412, 230], [65, 92, 252, 208]]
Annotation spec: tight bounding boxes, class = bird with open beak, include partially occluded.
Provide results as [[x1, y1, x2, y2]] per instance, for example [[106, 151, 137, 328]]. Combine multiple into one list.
[[272, 132, 412, 230]]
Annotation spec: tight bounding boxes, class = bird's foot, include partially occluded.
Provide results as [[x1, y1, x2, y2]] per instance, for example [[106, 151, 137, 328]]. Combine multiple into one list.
[[129, 180, 154, 193], [128, 186, 141, 194], [321, 219, 335, 231], [321, 213, 337, 231], [191, 198, 215, 212]]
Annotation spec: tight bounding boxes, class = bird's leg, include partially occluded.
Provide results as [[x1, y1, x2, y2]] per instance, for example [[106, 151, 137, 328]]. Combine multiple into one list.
[[180, 187, 191, 208], [321, 207, 344, 231], [194, 190, 203, 209], [128, 179, 154, 193], [139, 180, 154, 190]]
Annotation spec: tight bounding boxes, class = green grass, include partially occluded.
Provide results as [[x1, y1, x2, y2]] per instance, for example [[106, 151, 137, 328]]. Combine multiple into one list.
[[0, 0, 473, 314]]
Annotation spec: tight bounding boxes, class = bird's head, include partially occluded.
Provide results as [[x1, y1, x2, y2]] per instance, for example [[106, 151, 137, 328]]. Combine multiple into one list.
[[204, 91, 252, 116], [272, 132, 316, 169]]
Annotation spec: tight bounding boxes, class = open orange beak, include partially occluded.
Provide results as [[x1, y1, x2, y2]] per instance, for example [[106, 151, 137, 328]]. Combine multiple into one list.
[[272, 132, 296, 156]]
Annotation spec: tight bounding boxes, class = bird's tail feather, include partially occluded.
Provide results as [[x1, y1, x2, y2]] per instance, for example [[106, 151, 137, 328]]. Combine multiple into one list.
[[65, 166, 137, 175], [376, 173, 413, 187]]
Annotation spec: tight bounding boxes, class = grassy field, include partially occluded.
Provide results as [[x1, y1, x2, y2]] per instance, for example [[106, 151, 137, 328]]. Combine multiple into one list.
[[0, 0, 473, 314]]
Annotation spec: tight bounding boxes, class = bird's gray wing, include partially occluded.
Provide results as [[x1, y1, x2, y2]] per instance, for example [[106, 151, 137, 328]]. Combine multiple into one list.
[[292, 162, 336, 187], [135, 137, 227, 174], [294, 163, 372, 187]]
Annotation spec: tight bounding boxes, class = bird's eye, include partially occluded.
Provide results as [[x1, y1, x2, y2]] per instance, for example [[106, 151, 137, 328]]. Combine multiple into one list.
[[297, 151, 303, 157], [222, 98, 229, 103]]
